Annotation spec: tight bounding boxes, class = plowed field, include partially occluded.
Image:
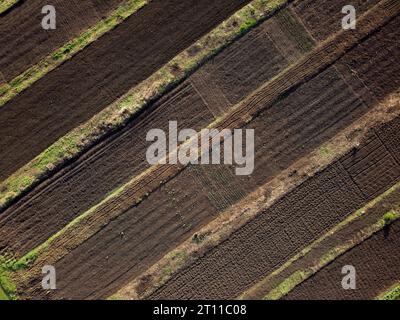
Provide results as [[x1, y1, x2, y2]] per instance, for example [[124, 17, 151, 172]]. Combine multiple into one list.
[[0, 0, 125, 81]]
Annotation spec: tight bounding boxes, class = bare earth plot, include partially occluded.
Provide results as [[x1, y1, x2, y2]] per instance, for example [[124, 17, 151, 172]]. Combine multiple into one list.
[[13, 1, 400, 299], [0, 0, 125, 81], [292, 0, 380, 42], [0, 0, 251, 180], [150, 116, 400, 300], [284, 220, 400, 300]]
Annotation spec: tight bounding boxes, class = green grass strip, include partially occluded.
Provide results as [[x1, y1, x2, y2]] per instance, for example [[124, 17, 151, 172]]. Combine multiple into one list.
[[0, 0, 289, 211], [0, 0, 150, 107], [376, 282, 400, 300], [0, 286, 8, 300], [0, 0, 19, 15]]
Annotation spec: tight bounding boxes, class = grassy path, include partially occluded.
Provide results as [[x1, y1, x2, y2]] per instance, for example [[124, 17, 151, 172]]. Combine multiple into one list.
[[0, 0, 19, 15]]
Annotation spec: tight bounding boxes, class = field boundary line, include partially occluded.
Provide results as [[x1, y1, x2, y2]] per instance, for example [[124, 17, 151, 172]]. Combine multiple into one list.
[[0, 0, 151, 107], [111, 92, 400, 300], [0, 0, 292, 211], [6, 0, 400, 294], [238, 183, 400, 300], [376, 128, 400, 168]]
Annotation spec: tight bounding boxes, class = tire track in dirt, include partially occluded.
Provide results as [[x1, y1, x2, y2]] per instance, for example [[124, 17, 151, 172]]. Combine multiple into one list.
[[284, 219, 400, 300], [0, 0, 125, 81], [0, 0, 251, 180]]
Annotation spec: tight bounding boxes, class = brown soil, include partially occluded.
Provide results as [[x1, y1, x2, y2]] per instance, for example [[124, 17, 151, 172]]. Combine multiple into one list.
[[22, 48, 398, 301], [340, 133, 400, 201], [196, 7, 313, 106], [0, 0, 251, 180], [284, 219, 400, 300], [377, 115, 400, 164], [150, 117, 400, 300], [0, 5, 307, 257], [292, 0, 380, 42], [0, 0, 124, 81]]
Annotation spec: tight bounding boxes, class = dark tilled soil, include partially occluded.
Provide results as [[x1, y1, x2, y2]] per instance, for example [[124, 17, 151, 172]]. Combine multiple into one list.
[[0, 0, 124, 81], [197, 7, 313, 106], [284, 219, 400, 300], [292, 0, 380, 42], [294, 0, 400, 107], [150, 117, 400, 300], [0, 0, 251, 180], [377, 115, 400, 164], [243, 65, 369, 191], [0, 6, 305, 257], [336, 13, 400, 103]]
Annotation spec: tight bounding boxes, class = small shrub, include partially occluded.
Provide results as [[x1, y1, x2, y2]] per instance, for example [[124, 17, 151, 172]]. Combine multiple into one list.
[[239, 19, 257, 34], [383, 211, 398, 226], [192, 233, 207, 245]]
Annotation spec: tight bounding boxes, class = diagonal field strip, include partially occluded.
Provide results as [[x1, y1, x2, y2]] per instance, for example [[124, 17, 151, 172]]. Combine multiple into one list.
[[238, 183, 400, 300], [0, 0, 291, 210], [0, 0, 19, 15], [9, 0, 400, 293], [0, 289, 7, 300], [0, 0, 150, 107]]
